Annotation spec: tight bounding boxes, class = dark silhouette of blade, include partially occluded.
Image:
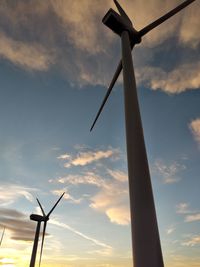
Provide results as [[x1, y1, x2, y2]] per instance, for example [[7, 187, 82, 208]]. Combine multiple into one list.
[[139, 0, 196, 37], [46, 192, 65, 218], [90, 0, 196, 131], [113, 0, 132, 26], [90, 42, 135, 132], [38, 221, 47, 267], [0, 227, 5, 246], [37, 198, 46, 217], [90, 60, 122, 131]]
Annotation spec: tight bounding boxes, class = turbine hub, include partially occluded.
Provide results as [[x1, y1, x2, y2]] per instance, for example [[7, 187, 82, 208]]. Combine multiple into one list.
[[102, 9, 141, 44]]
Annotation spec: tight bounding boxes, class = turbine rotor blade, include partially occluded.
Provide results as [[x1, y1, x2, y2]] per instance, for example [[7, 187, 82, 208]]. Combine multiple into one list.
[[46, 192, 65, 218], [39, 221, 47, 267], [90, 41, 135, 131], [90, 60, 122, 131], [91, 0, 197, 132], [36, 198, 46, 217], [113, 0, 132, 25], [139, 0, 196, 37], [0, 227, 5, 246]]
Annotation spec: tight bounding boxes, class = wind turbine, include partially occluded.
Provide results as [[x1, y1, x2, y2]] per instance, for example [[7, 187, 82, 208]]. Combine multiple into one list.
[[0, 226, 5, 246], [90, 1, 197, 267], [29, 192, 65, 267]]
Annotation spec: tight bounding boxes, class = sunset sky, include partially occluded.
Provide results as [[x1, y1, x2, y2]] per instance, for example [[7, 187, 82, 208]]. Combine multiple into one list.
[[0, 0, 200, 266]]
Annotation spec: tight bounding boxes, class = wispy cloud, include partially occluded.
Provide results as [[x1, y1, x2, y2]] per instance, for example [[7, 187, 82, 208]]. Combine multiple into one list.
[[189, 118, 200, 147], [185, 214, 200, 223], [153, 159, 186, 184], [57, 148, 119, 168], [0, 184, 36, 206], [57, 153, 71, 160], [167, 253, 200, 267], [51, 188, 82, 204], [107, 169, 127, 182], [176, 203, 200, 223], [166, 226, 176, 235], [182, 235, 200, 247], [50, 219, 112, 253], [52, 172, 107, 188], [176, 203, 192, 214], [0, 31, 54, 71]]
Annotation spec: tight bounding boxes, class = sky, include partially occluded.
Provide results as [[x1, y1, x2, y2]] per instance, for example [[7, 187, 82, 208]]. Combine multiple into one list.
[[0, 0, 200, 266]]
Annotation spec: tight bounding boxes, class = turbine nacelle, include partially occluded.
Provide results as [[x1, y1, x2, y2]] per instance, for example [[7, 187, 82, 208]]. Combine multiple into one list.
[[102, 9, 141, 44], [30, 214, 46, 222]]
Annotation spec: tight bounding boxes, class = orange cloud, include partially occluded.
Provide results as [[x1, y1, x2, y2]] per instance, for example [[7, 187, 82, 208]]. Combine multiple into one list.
[[0, 0, 199, 89], [137, 62, 200, 94], [57, 148, 119, 168], [189, 118, 200, 146], [106, 206, 130, 225], [0, 31, 54, 71]]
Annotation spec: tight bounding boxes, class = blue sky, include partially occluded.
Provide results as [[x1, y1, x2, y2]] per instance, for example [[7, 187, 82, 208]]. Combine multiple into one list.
[[0, 0, 200, 266]]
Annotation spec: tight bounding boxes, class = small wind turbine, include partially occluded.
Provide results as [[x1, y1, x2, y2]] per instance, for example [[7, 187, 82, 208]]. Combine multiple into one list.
[[90, 1, 196, 267], [0, 226, 5, 246], [29, 192, 65, 267]]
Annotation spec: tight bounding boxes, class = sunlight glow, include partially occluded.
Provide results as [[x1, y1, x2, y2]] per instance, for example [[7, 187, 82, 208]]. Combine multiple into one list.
[[0, 258, 15, 264]]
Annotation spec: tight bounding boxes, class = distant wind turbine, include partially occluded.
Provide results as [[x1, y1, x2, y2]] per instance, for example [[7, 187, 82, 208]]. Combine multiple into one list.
[[0, 226, 5, 246], [29, 192, 65, 267], [90, 1, 196, 267]]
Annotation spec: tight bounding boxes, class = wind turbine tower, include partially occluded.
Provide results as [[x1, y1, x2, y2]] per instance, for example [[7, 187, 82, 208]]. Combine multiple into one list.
[[90, 1, 197, 267], [29, 192, 65, 267], [0, 226, 5, 246]]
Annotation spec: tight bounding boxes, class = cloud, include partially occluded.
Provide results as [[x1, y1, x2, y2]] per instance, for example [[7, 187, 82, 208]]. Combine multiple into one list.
[[57, 148, 119, 168], [0, 0, 114, 85], [54, 172, 107, 188], [49, 0, 112, 54], [51, 188, 82, 204], [107, 170, 127, 182], [167, 254, 200, 267], [50, 219, 112, 253], [0, 184, 36, 206], [0, 258, 15, 265], [118, 0, 200, 49], [182, 235, 200, 247], [176, 203, 192, 214], [153, 159, 186, 184], [185, 214, 200, 223], [137, 62, 200, 94], [189, 118, 200, 147], [176, 203, 200, 223], [106, 206, 130, 225], [0, 31, 54, 71], [0, 208, 35, 242], [51, 170, 130, 225], [166, 226, 175, 235], [0, 0, 199, 90], [179, 3, 200, 48], [57, 153, 71, 160], [89, 178, 130, 225]]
